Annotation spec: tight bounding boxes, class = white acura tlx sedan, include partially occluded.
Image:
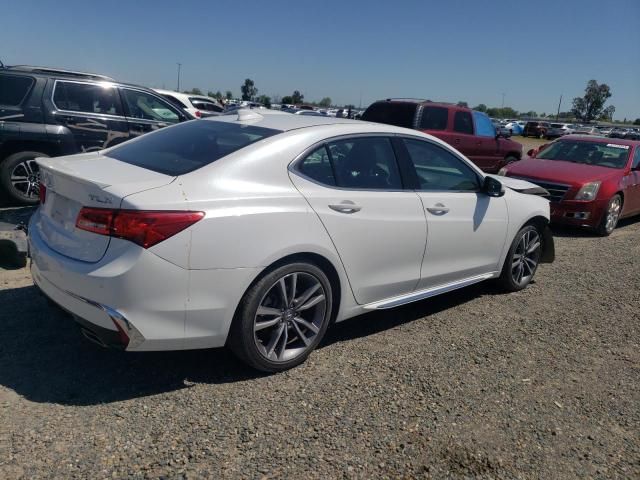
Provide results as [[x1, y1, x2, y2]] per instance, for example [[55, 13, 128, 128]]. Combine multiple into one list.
[[29, 110, 554, 372]]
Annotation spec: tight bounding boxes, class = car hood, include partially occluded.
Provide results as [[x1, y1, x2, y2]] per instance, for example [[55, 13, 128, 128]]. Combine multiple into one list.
[[505, 158, 622, 184]]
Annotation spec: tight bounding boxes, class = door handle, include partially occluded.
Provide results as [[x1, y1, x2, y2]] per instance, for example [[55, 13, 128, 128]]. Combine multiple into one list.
[[426, 203, 450, 215], [329, 201, 361, 214]]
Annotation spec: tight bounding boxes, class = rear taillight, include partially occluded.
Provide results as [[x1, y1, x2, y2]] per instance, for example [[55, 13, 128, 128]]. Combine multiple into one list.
[[39, 184, 47, 204], [76, 208, 204, 248], [195, 110, 202, 118]]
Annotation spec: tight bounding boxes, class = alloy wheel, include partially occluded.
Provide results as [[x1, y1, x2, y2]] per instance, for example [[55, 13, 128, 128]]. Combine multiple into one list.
[[11, 159, 40, 199], [253, 272, 327, 363], [604, 197, 621, 234], [511, 229, 541, 287]]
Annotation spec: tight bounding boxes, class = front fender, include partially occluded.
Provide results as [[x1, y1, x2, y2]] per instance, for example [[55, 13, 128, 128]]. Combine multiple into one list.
[[540, 225, 555, 263]]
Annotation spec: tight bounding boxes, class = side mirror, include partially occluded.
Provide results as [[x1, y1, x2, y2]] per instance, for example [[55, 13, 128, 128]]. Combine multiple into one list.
[[483, 176, 505, 197]]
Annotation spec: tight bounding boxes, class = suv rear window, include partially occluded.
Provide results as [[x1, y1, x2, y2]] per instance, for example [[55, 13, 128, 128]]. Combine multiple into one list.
[[0, 74, 34, 106], [361, 102, 417, 128], [419, 106, 448, 130], [106, 120, 281, 175]]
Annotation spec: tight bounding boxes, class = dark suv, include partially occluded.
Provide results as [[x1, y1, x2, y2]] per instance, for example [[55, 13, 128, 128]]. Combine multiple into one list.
[[522, 121, 550, 138], [0, 65, 192, 204], [361, 99, 522, 172]]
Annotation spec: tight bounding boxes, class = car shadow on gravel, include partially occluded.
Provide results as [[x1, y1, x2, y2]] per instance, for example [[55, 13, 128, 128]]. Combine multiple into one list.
[[550, 216, 639, 238], [0, 280, 499, 406], [0, 285, 264, 406]]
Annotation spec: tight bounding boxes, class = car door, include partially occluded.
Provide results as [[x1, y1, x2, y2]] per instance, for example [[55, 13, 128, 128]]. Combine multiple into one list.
[[625, 146, 640, 213], [289, 136, 427, 305], [398, 136, 508, 289], [120, 87, 185, 138], [450, 109, 492, 168], [50, 80, 130, 152]]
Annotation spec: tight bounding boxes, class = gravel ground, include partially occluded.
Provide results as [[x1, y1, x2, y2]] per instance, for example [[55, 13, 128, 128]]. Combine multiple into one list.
[[1, 203, 639, 479]]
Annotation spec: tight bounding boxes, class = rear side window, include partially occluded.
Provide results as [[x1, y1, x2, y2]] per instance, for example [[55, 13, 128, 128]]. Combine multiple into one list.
[[53, 81, 123, 116], [419, 106, 448, 130], [453, 111, 473, 134], [299, 137, 403, 190], [106, 120, 281, 175], [361, 102, 417, 128], [0, 75, 35, 106]]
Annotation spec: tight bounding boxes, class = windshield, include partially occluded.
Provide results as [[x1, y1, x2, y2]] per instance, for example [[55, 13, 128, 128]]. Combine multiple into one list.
[[536, 140, 630, 169], [107, 120, 281, 175]]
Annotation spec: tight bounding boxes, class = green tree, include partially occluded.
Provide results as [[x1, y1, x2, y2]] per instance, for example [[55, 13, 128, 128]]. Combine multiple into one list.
[[522, 111, 538, 118], [473, 104, 487, 113], [225, 90, 233, 101], [457, 101, 468, 107], [318, 97, 332, 107], [292, 90, 304, 104], [257, 95, 271, 108], [634, 118, 640, 125], [571, 80, 613, 122], [281, 96, 293, 105], [184, 87, 203, 95], [241, 79, 258, 101], [599, 105, 615, 121]]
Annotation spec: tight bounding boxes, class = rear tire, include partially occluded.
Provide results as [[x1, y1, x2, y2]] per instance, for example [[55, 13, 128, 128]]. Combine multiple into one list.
[[228, 262, 333, 372], [595, 194, 622, 236], [0, 151, 48, 204], [498, 225, 543, 292]]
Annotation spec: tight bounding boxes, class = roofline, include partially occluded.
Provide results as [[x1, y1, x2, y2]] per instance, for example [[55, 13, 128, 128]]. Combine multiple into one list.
[[2, 65, 114, 81]]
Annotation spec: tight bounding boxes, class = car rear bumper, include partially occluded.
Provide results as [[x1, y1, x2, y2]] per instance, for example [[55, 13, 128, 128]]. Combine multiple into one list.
[[28, 209, 260, 351]]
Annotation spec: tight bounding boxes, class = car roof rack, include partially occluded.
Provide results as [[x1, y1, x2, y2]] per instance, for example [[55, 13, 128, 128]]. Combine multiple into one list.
[[4, 65, 115, 81]]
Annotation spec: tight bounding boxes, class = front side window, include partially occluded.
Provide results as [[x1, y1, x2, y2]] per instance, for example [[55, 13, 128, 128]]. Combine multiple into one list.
[[453, 111, 474, 134], [403, 138, 480, 191], [0, 74, 34, 106], [473, 111, 496, 137], [633, 147, 640, 169], [53, 81, 123, 116], [122, 89, 180, 123], [419, 106, 448, 130], [106, 121, 281, 175]]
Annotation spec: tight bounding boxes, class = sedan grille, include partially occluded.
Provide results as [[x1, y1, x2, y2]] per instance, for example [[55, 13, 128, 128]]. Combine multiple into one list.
[[509, 176, 571, 202]]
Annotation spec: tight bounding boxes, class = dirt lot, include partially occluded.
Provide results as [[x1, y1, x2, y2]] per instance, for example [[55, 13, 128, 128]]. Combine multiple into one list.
[[1, 155, 639, 478]]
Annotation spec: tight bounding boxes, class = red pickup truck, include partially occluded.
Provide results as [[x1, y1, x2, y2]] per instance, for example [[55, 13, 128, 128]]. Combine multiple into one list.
[[361, 99, 523, 172]]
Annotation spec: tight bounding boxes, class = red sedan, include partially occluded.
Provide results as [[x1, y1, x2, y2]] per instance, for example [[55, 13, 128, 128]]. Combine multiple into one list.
[[499, 135, 640, 235]]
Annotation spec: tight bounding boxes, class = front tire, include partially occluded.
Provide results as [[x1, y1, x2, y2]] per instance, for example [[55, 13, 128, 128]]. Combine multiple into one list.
[[596, 194, 622, 236], [498, 225, 543, 292], [229, 262, 333, 372], [0, 151, 48, 204]]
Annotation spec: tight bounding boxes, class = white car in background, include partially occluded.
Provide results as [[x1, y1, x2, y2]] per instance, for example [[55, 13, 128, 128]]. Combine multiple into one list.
[[29, 111, 554, 372], [154, 89, 224, 118]]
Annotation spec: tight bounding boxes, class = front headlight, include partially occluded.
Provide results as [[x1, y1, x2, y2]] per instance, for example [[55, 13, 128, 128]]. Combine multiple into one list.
[[574, 181, 601, 201], [497, 167, 508, 176]]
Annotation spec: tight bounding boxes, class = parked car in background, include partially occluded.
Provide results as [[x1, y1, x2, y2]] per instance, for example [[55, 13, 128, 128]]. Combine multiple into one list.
[[504, 121, 525, 135], [623, 129, 640, 140], [30, 110, 554, 372], [361, 99, 522, 172], [0, 65, 192, 203], [154, 89, 223, 118], [499, 135, 640, 235], [573, 125, 601, 136], [545, 123, 575, 139], [523, 121, 551, 138]]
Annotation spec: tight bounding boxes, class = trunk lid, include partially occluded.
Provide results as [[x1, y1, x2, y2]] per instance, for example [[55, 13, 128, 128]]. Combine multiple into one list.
[[35, 152, 174, 262]]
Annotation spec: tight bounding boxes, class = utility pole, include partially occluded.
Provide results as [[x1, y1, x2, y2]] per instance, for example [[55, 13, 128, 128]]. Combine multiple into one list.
[[176, 63, 182, 92], [556, 94, 563, 120]]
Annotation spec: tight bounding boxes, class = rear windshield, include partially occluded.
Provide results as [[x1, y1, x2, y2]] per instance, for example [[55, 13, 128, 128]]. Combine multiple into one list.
[[537, 140, 630, 169], [361, 102, 417, 128], [106, 120, 281, 175]]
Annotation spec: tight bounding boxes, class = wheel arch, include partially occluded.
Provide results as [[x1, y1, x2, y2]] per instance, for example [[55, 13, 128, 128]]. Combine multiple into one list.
[[521, 215, 555, 263]]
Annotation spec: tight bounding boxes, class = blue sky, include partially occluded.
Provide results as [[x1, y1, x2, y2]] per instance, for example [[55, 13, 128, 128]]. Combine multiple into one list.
[[2, 0, 639, 119]]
